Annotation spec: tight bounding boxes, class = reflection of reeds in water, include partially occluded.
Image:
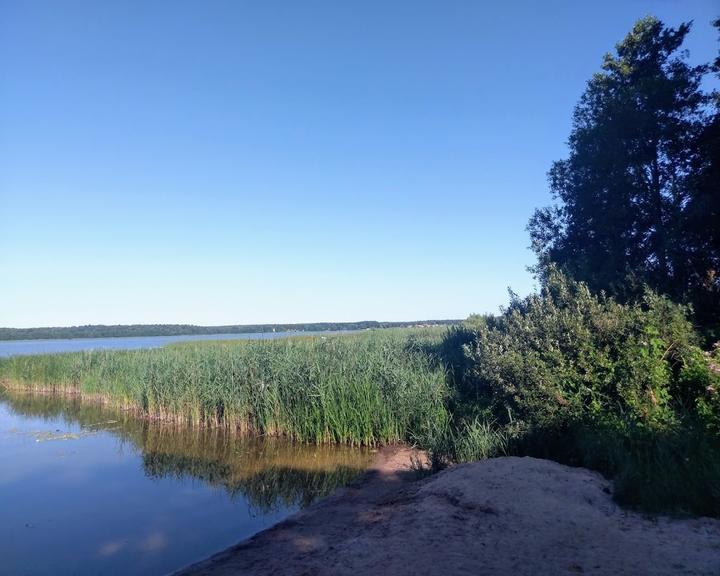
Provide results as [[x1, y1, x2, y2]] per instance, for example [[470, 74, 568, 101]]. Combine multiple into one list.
[[1, 388, 373, 511], [0, 387, 145, 437], [0, 330, 448, 445], [142, 453, 365, 512], [139, 422, 373, 510]]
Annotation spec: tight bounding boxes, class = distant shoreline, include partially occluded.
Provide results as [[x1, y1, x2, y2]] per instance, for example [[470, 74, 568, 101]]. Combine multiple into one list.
[[0, 320, 459, 342]]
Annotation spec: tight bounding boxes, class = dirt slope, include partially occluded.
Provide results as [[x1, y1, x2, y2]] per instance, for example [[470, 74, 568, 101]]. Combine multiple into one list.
[[176, 449, 720, 576]]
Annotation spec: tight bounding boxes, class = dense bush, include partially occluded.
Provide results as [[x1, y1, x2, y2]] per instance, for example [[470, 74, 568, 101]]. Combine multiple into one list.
[[444, 269, 717, 431], [433, 268, 720, 515]]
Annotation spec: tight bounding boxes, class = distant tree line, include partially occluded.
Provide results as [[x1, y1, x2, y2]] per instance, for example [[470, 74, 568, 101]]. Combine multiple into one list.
[[0, 320, 460, 341]]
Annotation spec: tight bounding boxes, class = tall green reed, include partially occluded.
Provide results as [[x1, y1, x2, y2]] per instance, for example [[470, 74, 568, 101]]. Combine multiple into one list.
[[0, 329, 449, 446]]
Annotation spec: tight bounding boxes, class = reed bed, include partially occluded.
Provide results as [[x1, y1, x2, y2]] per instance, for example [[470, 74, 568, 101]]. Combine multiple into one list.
[[0, 329, 449, 445]]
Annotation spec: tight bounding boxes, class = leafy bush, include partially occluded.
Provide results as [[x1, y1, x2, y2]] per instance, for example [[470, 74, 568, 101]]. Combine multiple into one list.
[[434, 268, 720, 515], [450, 268, 707, 433], [686, 344, 720, 434]]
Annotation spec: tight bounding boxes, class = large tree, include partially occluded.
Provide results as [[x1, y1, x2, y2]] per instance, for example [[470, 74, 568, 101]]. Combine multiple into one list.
[[529, 16, 718, 330], [683, 18, 720, 332]]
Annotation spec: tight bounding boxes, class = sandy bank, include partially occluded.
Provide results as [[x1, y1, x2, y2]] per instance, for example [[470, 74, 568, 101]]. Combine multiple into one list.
[[176, 448, 720, 576]]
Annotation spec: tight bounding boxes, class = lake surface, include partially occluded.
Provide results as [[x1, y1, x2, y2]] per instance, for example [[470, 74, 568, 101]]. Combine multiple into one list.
[[0, 388, 373, 575], [0, 330, 354, 358]]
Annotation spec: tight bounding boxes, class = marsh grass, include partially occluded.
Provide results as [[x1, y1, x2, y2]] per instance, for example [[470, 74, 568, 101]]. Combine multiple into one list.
[[0, 329, 449, 446], [417, 416, 508, 471]]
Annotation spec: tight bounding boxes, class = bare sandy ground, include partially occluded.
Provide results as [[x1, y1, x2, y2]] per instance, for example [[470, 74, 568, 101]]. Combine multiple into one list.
[[176, 448, 720, 576]]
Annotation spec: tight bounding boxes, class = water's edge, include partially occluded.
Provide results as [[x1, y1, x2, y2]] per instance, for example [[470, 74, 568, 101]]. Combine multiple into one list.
[[0, 384, 377, 575]]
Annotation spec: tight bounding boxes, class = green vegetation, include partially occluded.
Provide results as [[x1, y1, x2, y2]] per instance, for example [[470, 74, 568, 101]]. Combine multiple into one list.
[[0, 329, 449, 446], [0, 320, 459, 341], [428, 269, 720, 516], [2, 301, 718, 514], [2, 16, 719, 519]]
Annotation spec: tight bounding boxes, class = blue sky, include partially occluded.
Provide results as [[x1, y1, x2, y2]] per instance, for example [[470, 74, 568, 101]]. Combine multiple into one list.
[[1, 1, 718, 328]]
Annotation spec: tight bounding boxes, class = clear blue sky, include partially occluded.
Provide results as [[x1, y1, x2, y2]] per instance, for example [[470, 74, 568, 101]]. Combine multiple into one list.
[[1, 1, 718, 328]]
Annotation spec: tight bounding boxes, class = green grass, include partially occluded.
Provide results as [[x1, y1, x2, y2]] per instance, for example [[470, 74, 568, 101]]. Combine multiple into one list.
[[0, 329, 449, 446]]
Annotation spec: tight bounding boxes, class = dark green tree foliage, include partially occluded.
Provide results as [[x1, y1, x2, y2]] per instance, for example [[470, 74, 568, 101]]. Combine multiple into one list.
[[529, 17, 719, 332], [684, 18, 720, 333]]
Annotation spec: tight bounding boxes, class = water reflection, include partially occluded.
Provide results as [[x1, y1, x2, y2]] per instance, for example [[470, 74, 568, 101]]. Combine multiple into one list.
[[2, 388, 372, 506], [0, 387, 373, 575], [140, 429, 370, 512]]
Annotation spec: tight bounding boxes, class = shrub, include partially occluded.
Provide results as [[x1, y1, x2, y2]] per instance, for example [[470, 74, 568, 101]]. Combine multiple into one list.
[[434, 268, 720, 516], [451, 268, 701, 434]]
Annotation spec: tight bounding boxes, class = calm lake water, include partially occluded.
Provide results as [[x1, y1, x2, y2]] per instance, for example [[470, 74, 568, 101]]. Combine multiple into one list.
[[0, 388, 373, 575], [0, 330, 353, 358]]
